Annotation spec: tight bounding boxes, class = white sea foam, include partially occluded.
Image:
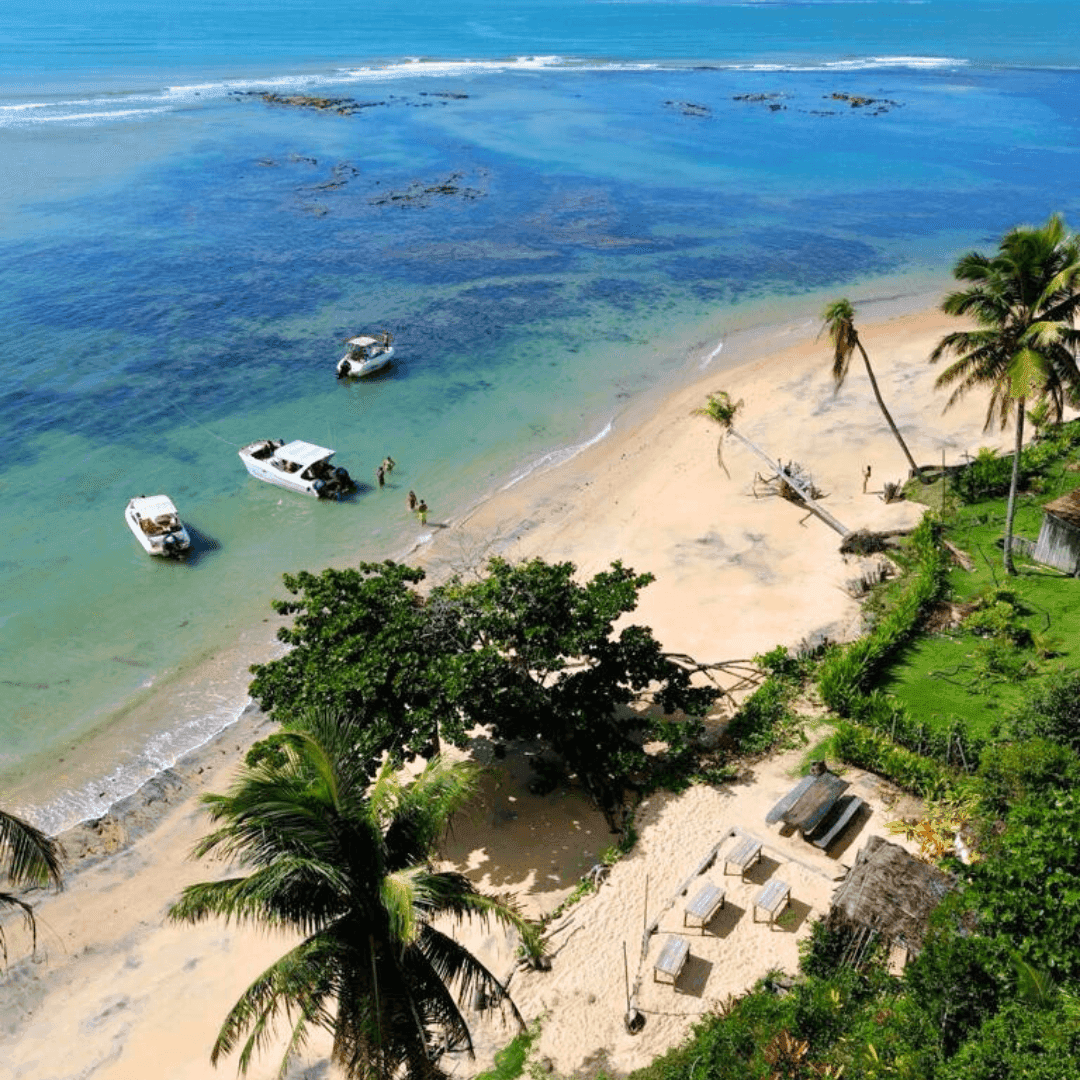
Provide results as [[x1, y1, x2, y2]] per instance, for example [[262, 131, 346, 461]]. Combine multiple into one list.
[[700, 340, 725, 369], [0, 106, 171, 127], [15, 696, 252, 836], [502, 419, 614, 491]]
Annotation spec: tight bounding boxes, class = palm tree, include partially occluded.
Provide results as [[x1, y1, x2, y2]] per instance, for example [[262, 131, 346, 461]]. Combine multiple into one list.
[[822, 297, 923, 481], [931, 215, 1080, 574], [695, 391, 851, 538], [1, 808, 64, 965], [169, 714, 542, 1080]]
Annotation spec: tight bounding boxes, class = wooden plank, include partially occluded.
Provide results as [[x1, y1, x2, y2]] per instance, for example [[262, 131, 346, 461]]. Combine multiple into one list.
[[654, 936, 690, 983], [753, 880, 790, 924], [765, 774, 817, 824], [724, 837, 762, 875], [811, 795, 864, 850], [783, 774, 849, 834], [684, 882, 725, 932]]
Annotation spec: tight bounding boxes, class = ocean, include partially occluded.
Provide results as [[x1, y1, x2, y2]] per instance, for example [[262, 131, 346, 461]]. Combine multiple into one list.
[[2, 1, 1079, 832]]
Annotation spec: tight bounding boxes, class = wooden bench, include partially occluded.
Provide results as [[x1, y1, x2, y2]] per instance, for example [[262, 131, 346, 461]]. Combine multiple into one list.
[[811, 795, 864, 850], [654, 935, 690, 985], [724, 837, 763, 877], [753, 879, 791, 925], [765, 774, 816, 824], [683, 881, 725, 933]]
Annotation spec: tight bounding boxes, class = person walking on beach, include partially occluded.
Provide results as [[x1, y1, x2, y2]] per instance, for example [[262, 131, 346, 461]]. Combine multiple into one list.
[[417, 499, 428, 525], [407, 489, 417, 512], [862, 465, 872, 494], [376, 464, 385, 489]]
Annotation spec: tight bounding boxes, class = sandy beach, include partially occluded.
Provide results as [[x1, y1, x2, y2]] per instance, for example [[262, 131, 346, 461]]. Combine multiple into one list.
[[1, 303, 1016, 1080]]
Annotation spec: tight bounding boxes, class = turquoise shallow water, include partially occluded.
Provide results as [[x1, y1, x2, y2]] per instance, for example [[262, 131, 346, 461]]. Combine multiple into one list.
[[3, 3, 1080, 830]]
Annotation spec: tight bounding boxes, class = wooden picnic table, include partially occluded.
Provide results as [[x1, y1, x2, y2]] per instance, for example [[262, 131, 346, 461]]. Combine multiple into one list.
[[771, 773, 850, 835], [683, 881, 725, 933], [654, 935, 690, 984], [753, 879, 791, 925], [724, 836, 763, 876]]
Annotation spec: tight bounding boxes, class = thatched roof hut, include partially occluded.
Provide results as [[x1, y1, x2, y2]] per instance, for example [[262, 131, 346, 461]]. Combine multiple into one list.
[[1033, 490, 1080, 575], [829, 835, 953, 958]]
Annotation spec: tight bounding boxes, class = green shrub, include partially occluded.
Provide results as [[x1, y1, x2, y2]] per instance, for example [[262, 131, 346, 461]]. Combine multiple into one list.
[[1007, 668, 1080, 751], [832, 722, 950, 797], [976, 738, 1080, 814]]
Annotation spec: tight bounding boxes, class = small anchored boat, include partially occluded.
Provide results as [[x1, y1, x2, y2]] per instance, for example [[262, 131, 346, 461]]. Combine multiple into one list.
[[125, 495, 191, 557], [238, 439, 357, 498], [336, 331, 394, 378]]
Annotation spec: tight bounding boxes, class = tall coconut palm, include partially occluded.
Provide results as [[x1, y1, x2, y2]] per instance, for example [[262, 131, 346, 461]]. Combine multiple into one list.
[[931, 215, 1080, 574], [1, 808, 64, 964], [822, 297, 923, 481], [169, 714, 542, 1080]]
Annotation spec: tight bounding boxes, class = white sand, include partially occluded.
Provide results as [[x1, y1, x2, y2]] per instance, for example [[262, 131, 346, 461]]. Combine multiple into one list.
[[0, 305, 1011, 1080]]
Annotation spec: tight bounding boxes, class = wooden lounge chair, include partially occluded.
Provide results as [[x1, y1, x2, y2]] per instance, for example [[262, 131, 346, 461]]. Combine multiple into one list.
[[654, 935, 690, 985], [724, 836, 763, 876], [753, 879, 791, 925], [683, 881, 725, 933], [810, 794, 864, 850]]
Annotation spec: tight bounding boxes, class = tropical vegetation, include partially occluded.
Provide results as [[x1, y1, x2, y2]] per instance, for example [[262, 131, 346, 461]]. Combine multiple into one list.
[[0, 807, 63, 965], [169, 712, 542, 1080], [248, 557, 718, 832], [821, 296, 923, 480], [931, 213, 1080, 573]]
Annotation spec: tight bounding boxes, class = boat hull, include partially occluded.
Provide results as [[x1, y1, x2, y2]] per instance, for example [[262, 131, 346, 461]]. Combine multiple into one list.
[[125, 496, 191, 557], [337, 345, 394, 378], [238, 440, 356, 499]]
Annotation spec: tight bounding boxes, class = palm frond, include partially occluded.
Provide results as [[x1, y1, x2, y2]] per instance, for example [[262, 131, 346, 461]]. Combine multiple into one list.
[[0, 809, 63, 890], [211, 934, 338, 1075], [0, 891, 36, 965]]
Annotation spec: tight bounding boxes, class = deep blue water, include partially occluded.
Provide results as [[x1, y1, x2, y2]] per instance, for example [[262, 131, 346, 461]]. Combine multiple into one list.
[[2, 2, 1079, 830]]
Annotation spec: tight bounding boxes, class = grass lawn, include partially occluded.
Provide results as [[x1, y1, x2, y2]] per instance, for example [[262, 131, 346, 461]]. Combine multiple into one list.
[[872, 438, 1080, 741]]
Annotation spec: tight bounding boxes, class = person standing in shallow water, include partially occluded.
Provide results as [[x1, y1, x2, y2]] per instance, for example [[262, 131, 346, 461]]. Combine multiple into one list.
[[382, 456, 396, 474], [417, 499, 428, 525], [407, 490, 417, 512], [376, 465, 385, 489]]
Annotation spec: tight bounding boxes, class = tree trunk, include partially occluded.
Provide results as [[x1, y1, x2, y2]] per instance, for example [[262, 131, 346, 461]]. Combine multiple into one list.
[[1003, 398, 1025, 576], [857, 340, 923, 481], [725, 428, 851, 538]]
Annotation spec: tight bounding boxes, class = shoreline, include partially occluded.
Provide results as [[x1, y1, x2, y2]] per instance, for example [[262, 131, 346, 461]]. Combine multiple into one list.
[[2, 292, 1027, 1080], [8, 276, 948, 838]]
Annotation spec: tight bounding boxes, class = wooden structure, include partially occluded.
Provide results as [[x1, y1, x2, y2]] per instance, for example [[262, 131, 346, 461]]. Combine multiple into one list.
[[811, 793, 864, 850], [828, 835, 953, 963], [767, 767, 864, 850], [653, 935, 690, 985], [1033, 491, 1080, 575], [683, 881, 725, 933], [754, 879, 791, 925], [723, 836, 763, 877]]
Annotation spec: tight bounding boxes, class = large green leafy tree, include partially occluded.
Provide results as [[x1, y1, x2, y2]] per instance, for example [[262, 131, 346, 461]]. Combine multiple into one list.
[[248, 561, 469, 775], [249, 558, 717, 832], [1, 808, 63, 965], [169, 714, 541, 1080], [822, 297, 923, 480], [434, 557, 717, 830], [931, 214, 1080, 574]]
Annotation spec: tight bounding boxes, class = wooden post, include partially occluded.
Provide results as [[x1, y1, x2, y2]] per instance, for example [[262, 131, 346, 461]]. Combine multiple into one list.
[[623, 941, 632, 1013]]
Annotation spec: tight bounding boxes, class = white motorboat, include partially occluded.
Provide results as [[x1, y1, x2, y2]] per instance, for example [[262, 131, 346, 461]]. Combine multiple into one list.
[[125, 494, 191, 557], [238, 439, 357, 498], [336, 331, 394, 378]]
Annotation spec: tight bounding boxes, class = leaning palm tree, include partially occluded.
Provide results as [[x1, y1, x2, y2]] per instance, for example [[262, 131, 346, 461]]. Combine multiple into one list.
[[1, 808, 64, 965], [695, 391, 851, 537], [931, 214, 1080, 574], [169, 714, 542, 1080], [822, 297, 923, 481]]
